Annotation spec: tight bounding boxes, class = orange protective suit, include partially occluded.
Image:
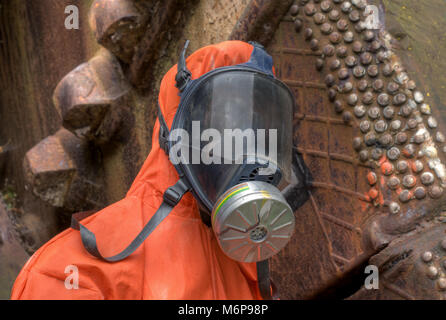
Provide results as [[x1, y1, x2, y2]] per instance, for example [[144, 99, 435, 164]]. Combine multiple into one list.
[[11, 41, 264, 300]]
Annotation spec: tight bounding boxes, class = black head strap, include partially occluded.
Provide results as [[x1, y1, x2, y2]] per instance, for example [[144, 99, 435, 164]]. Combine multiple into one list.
[[175, 40, 192, 93]]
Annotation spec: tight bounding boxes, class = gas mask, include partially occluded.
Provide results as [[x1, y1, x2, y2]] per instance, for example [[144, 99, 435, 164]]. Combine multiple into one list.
[[162, 41, 296, 263], [72, 41, 298, 268]]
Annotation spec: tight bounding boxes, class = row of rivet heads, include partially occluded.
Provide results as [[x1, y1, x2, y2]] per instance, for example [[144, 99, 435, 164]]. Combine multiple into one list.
[[288, 1, 445, 212], [421, 240, 446, 291]]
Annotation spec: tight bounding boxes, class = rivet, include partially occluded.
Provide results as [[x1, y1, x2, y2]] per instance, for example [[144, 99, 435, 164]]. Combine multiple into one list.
[[304, 3, 317, 16], [369, 188, 379, 200], [388, 176, 400, 190], [407, 80, 416, 90], [370, 40, 382, 52], [353, 65, 366, 78], [435, 132, 445, 144], [362, 91, 374, 105], [290, 4, 300, 16], [396, 72, 409, 85], [412, 160, 424, 173], [393, 93, 407, 106], [347, 93, 358, 106], [349, 10, 360, 22], [338, 68, 350, 80], [360, 52, 373, 65], [355, 21, 366, 33], [374, 120, 387, 133], [429, 186, 443, 199], [407, 118, 418, 130], [420, 103, 431, 115], [396, 132, 408, 145], [345, 55, 358, 67], [422, 251, 433, 263], [377, 93, 390, 107], [341, 81, 353, 93], [343, 111, 353, 123], [400, 105, 413, 118], [336, 45, 348, 58], [352, 0, 366, 9], [354, 105, 366, 118], [399, 189, 412, 203], [323, 44, 336, 56], [402, 175, 416, 188], [383, 106, 395, 120], [367, 172, 377, 185], [357, 79, 369, 92], [367, 65, 379, 77], [329, 59, 341, 70], [314, 12, 326, 24], [336, 19, 349, 32], [438, 278, 446, 291], [390, 120, 402, 131], [310, 38, 319, 51], [441, 239, 446, 250], [383, 64, 394, 77], [352, 41, 363, 53], [328, 89, 338, 102], [428, 116, 438, 129], [325, 74, 335, 87], [321, 0, 333, 12], [329, 32, 342, 44], [403, 144, 416, 158], [344, 31, 354, 43], [368, 107, 380, 120], [353, 137, 363, 150], [334, 100, 344, 113], [321, 23, 334, 34], [363, 30, 375, 42], [359, 150, 369, 162], [381, 161, 394, 175], [387, 82, 400, 95], [316, 58, 325, 71], [389, 202, 400, 214], [387, 147, 400, 161], [329, 9, 341, 21], [413, 132, 425, 145], [360, 120, 371, 133], [414, 187, 426, 200], [427, 266, 439, 280], [373, 79, 384, 92], [379, 133, 393, 147], [294, 19, 303, 32], [397, 160, 409, 173], [341, 2, 353, 13], [365, 132, 377, 146], [371, 148, 384, 160], [421, 172, 435, 186], [304, 28, 313, 40], [377, 51, 389, 62], [414, 91, 424, 103]]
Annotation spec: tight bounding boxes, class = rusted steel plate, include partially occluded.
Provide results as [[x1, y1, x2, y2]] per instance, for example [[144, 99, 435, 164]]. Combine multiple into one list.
[[265, 0, 446, 299]]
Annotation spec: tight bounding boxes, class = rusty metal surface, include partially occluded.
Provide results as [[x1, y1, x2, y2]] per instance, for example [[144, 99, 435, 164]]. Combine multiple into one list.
[[261, 0, 446, 299]]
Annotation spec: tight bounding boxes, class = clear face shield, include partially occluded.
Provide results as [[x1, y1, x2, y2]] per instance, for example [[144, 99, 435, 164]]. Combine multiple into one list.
[[169, 69, 296, 262]]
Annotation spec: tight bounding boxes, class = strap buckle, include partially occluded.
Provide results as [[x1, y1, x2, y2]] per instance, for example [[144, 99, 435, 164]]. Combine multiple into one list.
[[163, 179, 190, 207]]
